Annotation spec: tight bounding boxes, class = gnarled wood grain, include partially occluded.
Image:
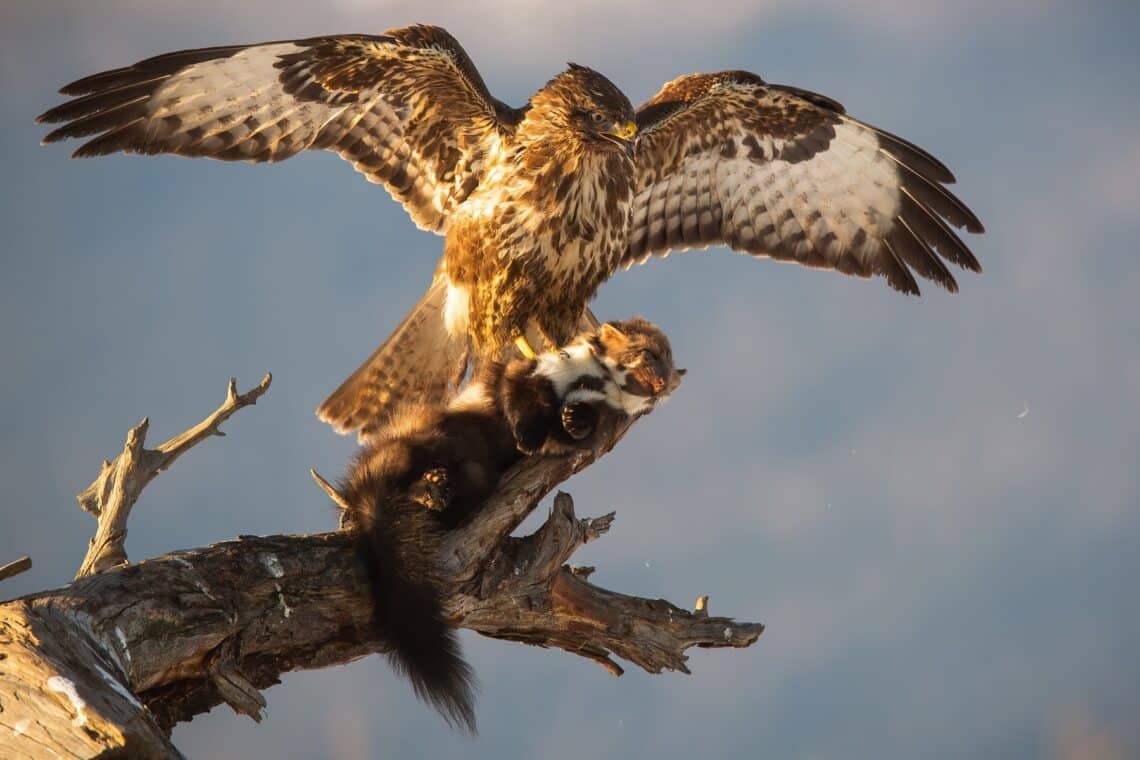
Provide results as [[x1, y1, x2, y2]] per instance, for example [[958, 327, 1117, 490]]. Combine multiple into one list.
[[0, 374, 762, 757]]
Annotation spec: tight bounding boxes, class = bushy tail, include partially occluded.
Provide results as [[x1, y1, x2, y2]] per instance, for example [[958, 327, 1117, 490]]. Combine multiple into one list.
[[355, 501, 478, 733], [318, 274, 468, 440]]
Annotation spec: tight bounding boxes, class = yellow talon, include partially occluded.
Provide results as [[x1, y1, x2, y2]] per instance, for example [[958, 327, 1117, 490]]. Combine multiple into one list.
[[514, 336, 538, 359]]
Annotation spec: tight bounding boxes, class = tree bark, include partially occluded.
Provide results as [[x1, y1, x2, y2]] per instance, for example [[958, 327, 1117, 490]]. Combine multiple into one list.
[[0, 376, 763, 758]]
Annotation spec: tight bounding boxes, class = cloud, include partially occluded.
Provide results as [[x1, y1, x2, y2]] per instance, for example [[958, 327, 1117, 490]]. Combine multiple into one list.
[[5, 0, 1059, 99], [1049, 709, 1127, 760], [3, 3, 1137, 758]]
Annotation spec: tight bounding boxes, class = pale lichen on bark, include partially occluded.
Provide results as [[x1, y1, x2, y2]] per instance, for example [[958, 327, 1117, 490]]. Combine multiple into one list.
[[0, 373, 762, 758]]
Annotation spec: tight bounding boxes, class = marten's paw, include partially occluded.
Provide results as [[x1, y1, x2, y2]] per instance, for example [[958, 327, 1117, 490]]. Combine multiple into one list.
[[561, 401, 600, 441], [409, 467, 452, 512], [510, 414, 548, 455]]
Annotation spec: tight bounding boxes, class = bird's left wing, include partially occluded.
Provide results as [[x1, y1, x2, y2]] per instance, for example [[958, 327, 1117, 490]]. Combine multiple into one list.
[[625, 71, 984, 294], [37, 25, 519, 233]]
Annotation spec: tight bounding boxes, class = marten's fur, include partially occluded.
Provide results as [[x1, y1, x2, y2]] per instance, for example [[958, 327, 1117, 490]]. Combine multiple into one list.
[[338, 318, 683, 732]]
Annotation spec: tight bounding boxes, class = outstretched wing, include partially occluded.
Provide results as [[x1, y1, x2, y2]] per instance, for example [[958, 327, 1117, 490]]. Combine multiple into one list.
[[37, 25, 520, 233], [626, 71, 984, 294]]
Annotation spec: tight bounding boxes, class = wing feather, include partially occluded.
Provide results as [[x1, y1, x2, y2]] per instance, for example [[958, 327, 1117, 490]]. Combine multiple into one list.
[[627, 71, 984, 294], [38, 25, 520, 233], [899, 188, 981, 272]]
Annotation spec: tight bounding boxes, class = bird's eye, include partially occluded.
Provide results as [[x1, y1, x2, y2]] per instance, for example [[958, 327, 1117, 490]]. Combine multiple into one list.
[[590, 111, 606, 124]]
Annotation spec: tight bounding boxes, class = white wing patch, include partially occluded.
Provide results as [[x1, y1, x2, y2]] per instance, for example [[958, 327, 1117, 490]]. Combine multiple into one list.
[[144, 44, 345, 160], [629, 121, 902, 272], [39, 31, 515, 235], [722, 121, 902, 264], [626, 74, 981, 293]]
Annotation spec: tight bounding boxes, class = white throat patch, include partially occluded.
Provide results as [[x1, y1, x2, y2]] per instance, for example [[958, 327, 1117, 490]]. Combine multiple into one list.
[[534, 339, 655, 416]]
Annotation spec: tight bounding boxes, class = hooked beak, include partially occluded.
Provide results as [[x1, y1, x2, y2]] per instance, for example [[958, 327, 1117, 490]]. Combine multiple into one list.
[[603, 120, 638, 158]]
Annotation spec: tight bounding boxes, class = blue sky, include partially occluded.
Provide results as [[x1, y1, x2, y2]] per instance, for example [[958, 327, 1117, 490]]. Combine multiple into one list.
[[2, 2, 1138, 758]]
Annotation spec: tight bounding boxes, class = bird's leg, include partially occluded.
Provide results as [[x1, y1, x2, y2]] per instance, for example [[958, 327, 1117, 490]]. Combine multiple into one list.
[[514, 335, 538, 360]]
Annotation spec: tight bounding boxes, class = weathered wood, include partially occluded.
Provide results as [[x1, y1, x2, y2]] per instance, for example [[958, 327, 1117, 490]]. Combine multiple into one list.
[[0, 601, 182, 758], [2, 507, 760, 753], [75, 374, 272, 578], [0, 373, 763, 756], [0, 556, 32, 583]]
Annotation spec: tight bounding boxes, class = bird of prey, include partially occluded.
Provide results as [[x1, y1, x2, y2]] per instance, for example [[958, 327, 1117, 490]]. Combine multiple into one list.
[[38, 24, 984, 439]]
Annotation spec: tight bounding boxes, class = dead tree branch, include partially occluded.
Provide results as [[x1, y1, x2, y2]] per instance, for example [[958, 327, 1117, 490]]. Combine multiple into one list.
[[0, 375, 762, 758], [74, 374, 272, 578], [0, 556, 32, 583]]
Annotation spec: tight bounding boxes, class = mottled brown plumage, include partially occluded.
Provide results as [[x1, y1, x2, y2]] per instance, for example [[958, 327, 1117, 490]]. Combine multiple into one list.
[[38, 24, 984, 437]]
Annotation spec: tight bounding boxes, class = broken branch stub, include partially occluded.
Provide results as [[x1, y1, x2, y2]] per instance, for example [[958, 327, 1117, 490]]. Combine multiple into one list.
[[1, 370, 761, 756], [74, 373, 272, 579]]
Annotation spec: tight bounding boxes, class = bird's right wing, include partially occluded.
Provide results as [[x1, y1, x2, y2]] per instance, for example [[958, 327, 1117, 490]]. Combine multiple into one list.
[[626, 71, 983, 294], [38, 25, 520, 233]]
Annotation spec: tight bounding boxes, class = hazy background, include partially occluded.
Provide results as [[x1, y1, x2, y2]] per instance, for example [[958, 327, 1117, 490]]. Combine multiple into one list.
[[2, 1, 1138, 757]]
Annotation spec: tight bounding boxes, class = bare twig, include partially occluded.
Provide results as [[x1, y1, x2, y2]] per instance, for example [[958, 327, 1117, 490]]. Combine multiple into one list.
[[4, 492, 761, 744], [310, 468, 351, 511], [74, 373, 272, 578], [1, 370, 762, 757], [448, 491, 762, 677], [0, 555, 32, 583]]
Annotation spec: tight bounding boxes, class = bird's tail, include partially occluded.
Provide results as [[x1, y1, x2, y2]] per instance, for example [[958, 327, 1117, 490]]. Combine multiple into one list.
[[318, 274, 468, 440], [354, 498, 478, 733]]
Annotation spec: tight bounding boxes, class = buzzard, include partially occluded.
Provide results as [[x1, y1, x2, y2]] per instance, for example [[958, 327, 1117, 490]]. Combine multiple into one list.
[[38, 24, 984, 438]]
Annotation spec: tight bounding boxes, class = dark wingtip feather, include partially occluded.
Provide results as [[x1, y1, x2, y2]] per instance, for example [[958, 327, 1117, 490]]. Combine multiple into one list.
[[40, 96, 149, 144], [59, 79, 98, 97], [69, 119, 145, 158], [879, 239, 922, 296], [889, 275, 922, 297], [895, 161, 985, 236], [890, 217, 959, 293], [897, 189, 982, 275], [954, 202, 985, 235], [870, 124, 957, 185], [37, 97, 91, 124], [58, 66, 133, 96], [41, 125, 69, 144], [57, 43, 252, 97]]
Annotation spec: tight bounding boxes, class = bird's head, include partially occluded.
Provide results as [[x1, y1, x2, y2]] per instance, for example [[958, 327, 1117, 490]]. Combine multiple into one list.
[[527, 64, 637, 158]]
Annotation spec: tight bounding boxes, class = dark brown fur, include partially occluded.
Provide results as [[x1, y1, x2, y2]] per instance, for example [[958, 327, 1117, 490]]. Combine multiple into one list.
[[338, 319, 680, 732]]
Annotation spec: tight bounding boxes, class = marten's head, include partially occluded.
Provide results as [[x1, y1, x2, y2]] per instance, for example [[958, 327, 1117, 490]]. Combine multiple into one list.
[[592, 317, 685, 410]]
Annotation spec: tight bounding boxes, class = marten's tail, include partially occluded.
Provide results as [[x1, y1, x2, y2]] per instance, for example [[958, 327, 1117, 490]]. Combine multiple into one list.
[[318, 273, 469, 441], [354, 499, 477, 733]]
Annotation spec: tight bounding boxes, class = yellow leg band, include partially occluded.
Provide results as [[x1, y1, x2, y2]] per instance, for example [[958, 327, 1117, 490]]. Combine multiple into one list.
[[514, 336, 538, 360]]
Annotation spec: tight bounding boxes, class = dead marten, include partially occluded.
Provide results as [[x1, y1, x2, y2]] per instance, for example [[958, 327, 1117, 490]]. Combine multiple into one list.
[[337, 317, 683, 732]]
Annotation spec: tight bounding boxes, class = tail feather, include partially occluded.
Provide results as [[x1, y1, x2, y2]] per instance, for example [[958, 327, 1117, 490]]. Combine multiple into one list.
[[318, 275, 468, 440], [356, 504, 478, 733]]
